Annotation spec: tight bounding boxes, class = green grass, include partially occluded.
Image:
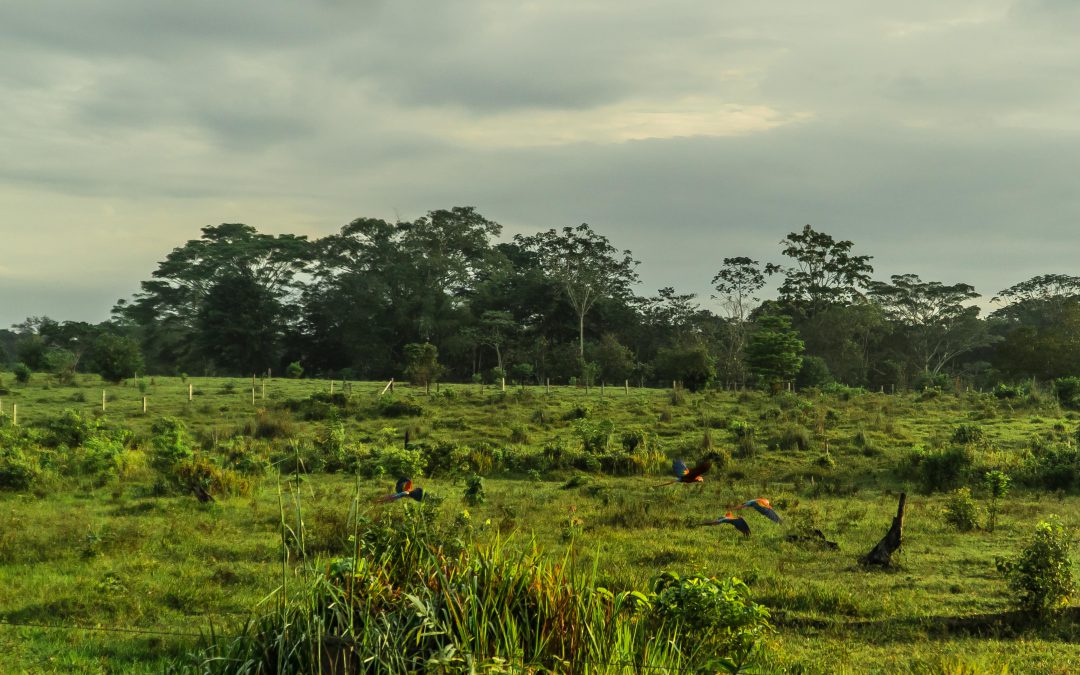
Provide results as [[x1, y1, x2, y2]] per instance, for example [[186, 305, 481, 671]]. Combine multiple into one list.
[[1, 372, 1080, 672]]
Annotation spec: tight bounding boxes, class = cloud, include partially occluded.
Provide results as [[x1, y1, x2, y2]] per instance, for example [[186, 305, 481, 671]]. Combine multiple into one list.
[[3, 0, 1080, 327]]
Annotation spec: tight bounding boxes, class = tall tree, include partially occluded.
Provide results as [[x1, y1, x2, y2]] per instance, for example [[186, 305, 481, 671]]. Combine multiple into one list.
[[516, 224, 639, 359], [116, 223, 310, 373], [868, 274, 995, 376], [712, 257, 767, 387], [196, 270, 283, 374], [769, 225, 874, 317], [745, 314, 805, 389]]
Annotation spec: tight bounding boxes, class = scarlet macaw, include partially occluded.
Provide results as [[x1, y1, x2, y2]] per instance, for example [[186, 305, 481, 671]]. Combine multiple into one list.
[[656, 459, 712, 487], [375, 477, 425, 504], [700, 512, 751, 536], [736, 498, 782, 523]]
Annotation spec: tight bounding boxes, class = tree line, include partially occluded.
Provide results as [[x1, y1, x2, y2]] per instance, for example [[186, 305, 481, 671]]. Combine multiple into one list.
[[3, 207, 1078, 392]]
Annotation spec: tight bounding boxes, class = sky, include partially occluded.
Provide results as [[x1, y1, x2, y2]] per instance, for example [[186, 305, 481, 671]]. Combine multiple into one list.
[[3, 0, 1080, 328]]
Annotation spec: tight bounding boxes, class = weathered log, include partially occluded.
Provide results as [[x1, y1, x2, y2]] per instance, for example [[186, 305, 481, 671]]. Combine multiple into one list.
[[860, 492, 906, 567]]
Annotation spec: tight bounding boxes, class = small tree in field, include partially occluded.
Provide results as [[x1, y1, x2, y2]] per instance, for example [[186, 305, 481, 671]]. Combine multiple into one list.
[[996, 518, 1074, 617], [984, 470, 1010, 533], [404, 342, 444, 394], [745, 314, 804, 391], [92, 334, 144, 384]]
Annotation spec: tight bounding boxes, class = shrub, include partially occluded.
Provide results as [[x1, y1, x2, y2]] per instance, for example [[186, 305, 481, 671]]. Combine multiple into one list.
[[942, 487, 980, 532], [12, 363, 30, 384], [376, 395, 423, 418], [650, 572, 772, 670], [984, 470, 1011, 533], [509, 425, 529, 445], [464, 474, 486, 506], [776, 426, 812, 452], [996, 518, 1074, 616], [951, 424, 986, 446], [575, 418, 614, 454], [0, 450, 39, 491], [1055, 377, 1080, 409], [285, 361, 303, 379], [1019, 444, 1080, 491], [907, 445, 974, 493], [359, 445, 425, 480], [149, 417, 194, 472]]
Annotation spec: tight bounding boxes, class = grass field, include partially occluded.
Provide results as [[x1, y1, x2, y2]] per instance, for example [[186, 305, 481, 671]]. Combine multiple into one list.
[[1, 372, 1079, 673]]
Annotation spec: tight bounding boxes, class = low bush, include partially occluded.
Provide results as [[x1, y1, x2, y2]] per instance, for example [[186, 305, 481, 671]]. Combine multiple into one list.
[[996, 518, 1074, 617], [942, 487, 980, 532]]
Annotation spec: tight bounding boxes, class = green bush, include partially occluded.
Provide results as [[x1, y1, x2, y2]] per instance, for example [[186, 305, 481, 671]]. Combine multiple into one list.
[[285, 361, 303, 379], [907, 445, 974, 493], [950, 424, 986, 446], [149, 417, 194, 472], [650, 572, 772, 670], [0, 449, 39, 491], [464, 474, 486, 506], [12, 363, 30, 384], [1055, 377, 1080, 409], [942, 487, 980, 532], [996, 518, 1074, 616]]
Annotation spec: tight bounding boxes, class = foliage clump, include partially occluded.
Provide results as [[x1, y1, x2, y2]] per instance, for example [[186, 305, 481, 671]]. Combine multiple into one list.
[[942, 487, 980, 532], [996, 518, 1074, 617]]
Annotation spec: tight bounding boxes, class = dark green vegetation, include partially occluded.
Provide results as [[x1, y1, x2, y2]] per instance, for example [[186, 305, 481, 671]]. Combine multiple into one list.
[[2, 372, 1080, 673], [8, 216, 1080, 402]]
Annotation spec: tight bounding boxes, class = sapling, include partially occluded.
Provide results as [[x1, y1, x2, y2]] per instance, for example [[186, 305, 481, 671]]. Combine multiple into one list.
[[984, 470, 1010, 533]]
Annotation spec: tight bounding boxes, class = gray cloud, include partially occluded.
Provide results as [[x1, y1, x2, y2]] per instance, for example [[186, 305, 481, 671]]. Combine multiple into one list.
[[3, 0, 1080, 327]]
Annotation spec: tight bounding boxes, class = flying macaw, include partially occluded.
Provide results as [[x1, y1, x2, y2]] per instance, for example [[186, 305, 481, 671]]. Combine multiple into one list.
[[736, 498, 782, 523], [375, 477, 425, 504], [700, 512, 751, 536], [656, 459, 712, 487]]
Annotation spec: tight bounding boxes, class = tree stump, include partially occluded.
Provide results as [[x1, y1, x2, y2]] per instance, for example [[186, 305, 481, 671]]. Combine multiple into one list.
[[860, 493, 906, 567]]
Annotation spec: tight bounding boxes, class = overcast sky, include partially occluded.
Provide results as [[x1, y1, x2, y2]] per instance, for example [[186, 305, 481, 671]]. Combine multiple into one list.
[[3, 0, 1080, 328]]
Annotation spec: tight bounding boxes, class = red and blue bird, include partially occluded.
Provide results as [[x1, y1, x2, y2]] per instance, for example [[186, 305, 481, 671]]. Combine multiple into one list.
[[375, 477, 425, 504], [656, 458, 712, 487], [700, 511, 751, 536], [736, 498, 782, 523]]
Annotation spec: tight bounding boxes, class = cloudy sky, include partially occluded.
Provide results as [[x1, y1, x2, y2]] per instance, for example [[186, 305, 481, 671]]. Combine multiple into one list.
[[3, 0, 1080, 328]]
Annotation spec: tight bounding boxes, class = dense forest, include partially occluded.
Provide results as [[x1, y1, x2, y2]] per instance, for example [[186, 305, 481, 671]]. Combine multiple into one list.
[[4, 207, 1079, 392]]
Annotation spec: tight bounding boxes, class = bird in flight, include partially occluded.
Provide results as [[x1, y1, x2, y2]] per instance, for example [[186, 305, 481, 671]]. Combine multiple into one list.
[[736, 498, 782, 523], [656, 459, 712, 487], [375, 477, 425, 503], [700, 512, 751, 536]]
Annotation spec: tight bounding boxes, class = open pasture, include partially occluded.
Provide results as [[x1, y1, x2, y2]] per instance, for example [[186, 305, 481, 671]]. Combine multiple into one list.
[[1, 372, 1079, 673]]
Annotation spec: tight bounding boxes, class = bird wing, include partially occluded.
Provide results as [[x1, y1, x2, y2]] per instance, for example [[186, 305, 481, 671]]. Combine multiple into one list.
[[753, 501, 782, 523], [682, 460, 712, 482], [729, 517, 751, 536], [672, 459, 688, 477], [395, 477, 413, 494], [408, 487, 425, 503]]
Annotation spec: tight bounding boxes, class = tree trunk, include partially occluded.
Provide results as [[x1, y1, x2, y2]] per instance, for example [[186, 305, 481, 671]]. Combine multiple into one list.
[[578, 313, 585, 359], [860, 493, 906, 567]]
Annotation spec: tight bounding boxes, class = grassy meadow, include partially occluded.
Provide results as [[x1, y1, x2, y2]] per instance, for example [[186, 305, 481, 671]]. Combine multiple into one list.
[[1, 372, 1080, 673]]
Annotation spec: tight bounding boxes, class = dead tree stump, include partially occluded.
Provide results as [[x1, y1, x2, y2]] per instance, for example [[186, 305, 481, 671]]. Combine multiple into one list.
[[860, 493, 906, 567]]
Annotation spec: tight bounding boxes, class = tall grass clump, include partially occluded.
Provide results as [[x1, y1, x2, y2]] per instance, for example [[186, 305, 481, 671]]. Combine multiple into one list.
[[178, 504, 772, 674]]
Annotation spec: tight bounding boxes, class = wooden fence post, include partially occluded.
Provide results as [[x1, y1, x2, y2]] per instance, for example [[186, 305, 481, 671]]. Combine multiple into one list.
[[142, 397, 147, 414], [102, 390, 106, 412], [188, 383, 193, 401]]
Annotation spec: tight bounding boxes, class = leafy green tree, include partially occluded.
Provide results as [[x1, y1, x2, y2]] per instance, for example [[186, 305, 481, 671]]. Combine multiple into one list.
[[996, 518, 1074, 616], [768, 225, 874, 317], [90, 333, 145, 383], [196, 270, 282, 374], [43, 348, 78, 384], [404, 342, 444, 393], [516, 224, 639, 359], [116, 223, 310, 373], [984, 470, 1010, 533], [745, 315, 805, 389], [654, 343, 715, 392], [712, 257, 767, 387], [592, 333, 636, 384], [868, 274, 996, 376], [302, 208, 501, 377]]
